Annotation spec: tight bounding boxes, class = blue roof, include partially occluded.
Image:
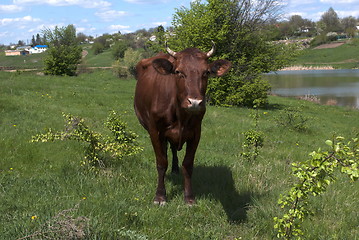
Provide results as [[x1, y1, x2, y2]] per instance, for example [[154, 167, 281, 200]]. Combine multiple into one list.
[[35, 45, 48, 48]]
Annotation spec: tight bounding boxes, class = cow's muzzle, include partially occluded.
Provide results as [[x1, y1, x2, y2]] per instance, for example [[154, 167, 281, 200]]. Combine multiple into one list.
[[186, 98, 205, 112]]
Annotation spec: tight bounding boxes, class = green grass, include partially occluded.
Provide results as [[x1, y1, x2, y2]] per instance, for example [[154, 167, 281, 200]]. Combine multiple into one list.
[[0, 52, 46, 69], [0, 70, 358, 239], [293, 40, 359, 69], [81, 46, 114, 68]]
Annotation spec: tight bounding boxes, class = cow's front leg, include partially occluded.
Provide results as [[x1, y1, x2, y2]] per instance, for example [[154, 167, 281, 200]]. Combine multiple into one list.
[[182, 137, 200, 205], [149, 130, 168, 205]]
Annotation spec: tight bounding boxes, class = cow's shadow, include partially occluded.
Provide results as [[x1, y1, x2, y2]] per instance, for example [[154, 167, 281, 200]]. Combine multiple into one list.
[[168, 165, 255, 223]]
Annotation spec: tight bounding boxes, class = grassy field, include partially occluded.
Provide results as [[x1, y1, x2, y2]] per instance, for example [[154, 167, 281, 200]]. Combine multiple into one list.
[[293, 39, 359, 69], [0, 52, 46, 70], [0, 45, 114, 72], [1, 70, 358, 239]]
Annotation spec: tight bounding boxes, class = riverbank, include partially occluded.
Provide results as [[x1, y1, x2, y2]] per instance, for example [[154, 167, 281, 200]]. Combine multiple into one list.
[[280, 65, 335, 71]]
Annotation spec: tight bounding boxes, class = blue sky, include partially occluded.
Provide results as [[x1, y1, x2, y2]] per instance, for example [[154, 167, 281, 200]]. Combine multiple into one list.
[[1, 0, 359, 45]]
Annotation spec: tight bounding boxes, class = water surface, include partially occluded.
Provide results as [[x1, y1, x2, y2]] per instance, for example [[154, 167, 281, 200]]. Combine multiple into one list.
[[264, 69, 359, 109]]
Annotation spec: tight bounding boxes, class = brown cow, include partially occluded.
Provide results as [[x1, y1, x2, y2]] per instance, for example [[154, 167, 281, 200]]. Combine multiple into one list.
[[134, 43, 231, 205]]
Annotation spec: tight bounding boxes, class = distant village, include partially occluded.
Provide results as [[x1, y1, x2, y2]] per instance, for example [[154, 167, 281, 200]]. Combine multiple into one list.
[[4, 45, 48, 56]]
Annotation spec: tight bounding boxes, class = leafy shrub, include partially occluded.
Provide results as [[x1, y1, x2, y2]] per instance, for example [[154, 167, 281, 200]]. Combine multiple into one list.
[[31, 111, 142, 171], [44, 45, 82, 76], [275, 107, 310, 132], [113, 48, 143, 78], [112, 40, 130, 60], [43, 24, 82, 76], [310, 32, 337, 47], [240, 108, 265, 160], [241, 129, 264, 161], [274, 136, 359, 239], [92, 42, 105, 55], [207, 75, 270, 107]]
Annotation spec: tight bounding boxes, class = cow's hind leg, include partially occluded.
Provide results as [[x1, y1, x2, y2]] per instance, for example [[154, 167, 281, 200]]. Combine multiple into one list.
[[170, 143, 179, 174]]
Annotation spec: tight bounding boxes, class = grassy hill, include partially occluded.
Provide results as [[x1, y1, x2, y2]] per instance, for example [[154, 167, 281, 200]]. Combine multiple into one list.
[[292, 39, 359, 69], [0, 70, 358, 239]]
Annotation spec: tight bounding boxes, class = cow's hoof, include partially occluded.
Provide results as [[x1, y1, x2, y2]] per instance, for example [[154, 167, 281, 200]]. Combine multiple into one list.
[[185, 196, 196, 206], [153, 196, 167, 206]]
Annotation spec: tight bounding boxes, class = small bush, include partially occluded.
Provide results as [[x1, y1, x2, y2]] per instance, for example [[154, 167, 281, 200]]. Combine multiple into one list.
[[31, 111, 142, 171], [113, 48, 143, 78], [207, 74, 270, 108], [92, 42, 105, 55], [112, 40, 129, 60], [275, 107, 310, 132]]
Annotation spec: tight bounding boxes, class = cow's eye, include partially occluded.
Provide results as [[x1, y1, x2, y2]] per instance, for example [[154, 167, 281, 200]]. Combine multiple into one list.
[[175, 70, 185, 78], [203, 70, 211, 77]]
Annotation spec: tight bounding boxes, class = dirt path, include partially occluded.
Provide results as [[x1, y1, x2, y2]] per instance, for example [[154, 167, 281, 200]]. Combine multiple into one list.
[[313, 42, 345, 49]]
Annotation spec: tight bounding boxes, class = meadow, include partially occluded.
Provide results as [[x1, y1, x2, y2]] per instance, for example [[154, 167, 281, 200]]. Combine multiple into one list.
[[0, 70, 358, 239], [293, 39, 359, 69]]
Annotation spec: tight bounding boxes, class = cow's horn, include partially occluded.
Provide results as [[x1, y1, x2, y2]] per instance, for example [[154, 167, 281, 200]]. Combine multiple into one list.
[[206, 41, 215, 58], [166, 42, 177, 57]]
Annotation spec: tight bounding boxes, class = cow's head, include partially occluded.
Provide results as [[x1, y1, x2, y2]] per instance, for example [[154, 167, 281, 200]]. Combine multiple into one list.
[[152, 43, 231, 113]]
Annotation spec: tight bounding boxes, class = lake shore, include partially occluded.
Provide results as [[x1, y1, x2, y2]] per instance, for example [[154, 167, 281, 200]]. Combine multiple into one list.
[[279, 65, 335, 71]]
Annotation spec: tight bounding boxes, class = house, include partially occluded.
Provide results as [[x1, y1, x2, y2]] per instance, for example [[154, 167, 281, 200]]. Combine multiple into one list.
[[29, 45, 48, 54], [5, 49, 29, 56], [5, 50, 23, 56]]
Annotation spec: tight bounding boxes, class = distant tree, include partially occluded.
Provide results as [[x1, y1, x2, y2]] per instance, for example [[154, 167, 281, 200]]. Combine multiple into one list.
[[171, 0, 298, 107], [31, 35, 36, 46], [43, 24, 82, 76], [17, 40, 25, 46], [36, 33, 42, 45], [320, 7, 341, 32], [76, 32, 87, 43], [341, 16, 357, 37], [112, 40, 130, 59], [92, 42, 105, 55]]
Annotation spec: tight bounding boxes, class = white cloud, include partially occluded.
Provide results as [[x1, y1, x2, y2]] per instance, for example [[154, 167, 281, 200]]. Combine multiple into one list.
[[152, 21, 167, 26], [13, 0, 111, 8], [108, 24, 130, 31], [0, 15, 40, 26], [0, 4, 23, 12], [95, 10, 128, 21]]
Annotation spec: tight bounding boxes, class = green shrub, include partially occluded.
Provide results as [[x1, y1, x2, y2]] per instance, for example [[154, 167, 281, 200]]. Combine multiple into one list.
[[207, 74, 270, 107], [31, 111, 143, 171], [42, 24, 82, 76], [112, 40, 129, 60], [275, 107, 310, 132], [92, 42, 105, 55], [113, 48, 143, 78], [44, 45, 82, 76], [274, 136, 359, 239]]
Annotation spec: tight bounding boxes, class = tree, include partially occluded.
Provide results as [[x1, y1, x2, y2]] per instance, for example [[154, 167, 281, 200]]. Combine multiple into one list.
[[341, 16, 357, 37], [112, 40, 130, 59], [36, 33, 42, 45], [320, 7, 341, 33], [171, 0, 297, 107], [76, 32, 88, 43], [42, 24, 82, 76], [31, 35, 36, 46]]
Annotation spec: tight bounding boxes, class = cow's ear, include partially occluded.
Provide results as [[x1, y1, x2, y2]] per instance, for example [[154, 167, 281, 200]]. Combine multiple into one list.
[[210, 59, 231, 77], [152, 59, 174, 75]]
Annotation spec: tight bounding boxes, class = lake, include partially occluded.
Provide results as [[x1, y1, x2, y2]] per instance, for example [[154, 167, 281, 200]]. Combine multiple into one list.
[[264, 69, 359, 109]]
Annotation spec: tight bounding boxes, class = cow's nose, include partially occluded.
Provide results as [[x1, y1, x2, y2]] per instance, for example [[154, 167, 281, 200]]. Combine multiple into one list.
[[188, 98, 203, 108]]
